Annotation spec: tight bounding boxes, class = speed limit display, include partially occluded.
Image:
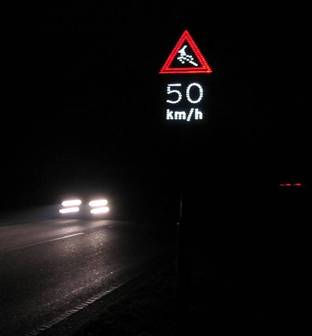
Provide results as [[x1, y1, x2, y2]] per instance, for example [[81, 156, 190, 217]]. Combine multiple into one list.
[[165, 82, 204, 121]]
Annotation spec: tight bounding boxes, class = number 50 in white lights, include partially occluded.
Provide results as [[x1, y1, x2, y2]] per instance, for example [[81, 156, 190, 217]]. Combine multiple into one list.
[[166, 83, 204, 104]]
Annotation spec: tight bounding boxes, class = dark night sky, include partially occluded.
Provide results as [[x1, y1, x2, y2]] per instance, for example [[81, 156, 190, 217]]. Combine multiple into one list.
[[2, 2, 310, 212]]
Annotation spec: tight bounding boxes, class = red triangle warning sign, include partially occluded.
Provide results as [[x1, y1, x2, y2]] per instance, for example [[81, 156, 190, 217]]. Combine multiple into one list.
[[159, 30, 213, 74]]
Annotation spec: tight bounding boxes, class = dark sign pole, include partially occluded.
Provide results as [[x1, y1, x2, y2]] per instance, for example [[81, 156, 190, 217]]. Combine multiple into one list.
[[159, 29, 213, 333]]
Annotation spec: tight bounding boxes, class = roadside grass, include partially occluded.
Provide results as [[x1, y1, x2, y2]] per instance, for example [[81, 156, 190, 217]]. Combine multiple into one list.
[[74, 261, 178, 336]]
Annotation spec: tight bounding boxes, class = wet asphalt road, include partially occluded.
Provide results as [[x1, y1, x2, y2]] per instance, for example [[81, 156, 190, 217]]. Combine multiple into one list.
[[0, 217, 170, 336]]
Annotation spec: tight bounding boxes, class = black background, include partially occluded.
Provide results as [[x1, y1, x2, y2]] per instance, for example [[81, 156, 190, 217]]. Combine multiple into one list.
[[2, 2, 310, 214]]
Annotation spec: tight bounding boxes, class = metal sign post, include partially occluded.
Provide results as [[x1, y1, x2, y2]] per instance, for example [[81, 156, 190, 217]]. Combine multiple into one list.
[[159, 29, 213, 332]]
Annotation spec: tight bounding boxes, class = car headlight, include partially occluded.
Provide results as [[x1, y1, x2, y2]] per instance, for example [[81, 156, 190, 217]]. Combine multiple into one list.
[[59, 199, 81, 214], [59, 207, 80, 214], [61, 199, 82, 207], [88, 199, 108, 207], [90, 206, 110, 214], [89, 199, 110, 215]]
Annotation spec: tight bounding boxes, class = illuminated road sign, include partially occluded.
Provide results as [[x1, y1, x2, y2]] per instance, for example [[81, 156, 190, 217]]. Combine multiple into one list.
[[160, 30, 213, 122], [159, 30, 212, 74]]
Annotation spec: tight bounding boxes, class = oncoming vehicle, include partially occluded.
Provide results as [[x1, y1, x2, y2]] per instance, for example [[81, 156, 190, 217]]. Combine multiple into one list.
[[59, 197, 110, 218]]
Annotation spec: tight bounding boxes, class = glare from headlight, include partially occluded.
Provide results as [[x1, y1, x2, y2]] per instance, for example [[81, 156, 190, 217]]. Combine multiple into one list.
[[89, 199, 108, 207], [90, 206, 110, 214], [62, 199, 82, 207], [59, 207, 80, 214]]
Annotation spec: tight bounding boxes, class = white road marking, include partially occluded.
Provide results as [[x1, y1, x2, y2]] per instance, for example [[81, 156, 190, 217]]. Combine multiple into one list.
[[45, 232, 85, 243], [4, 232, 85, 253]]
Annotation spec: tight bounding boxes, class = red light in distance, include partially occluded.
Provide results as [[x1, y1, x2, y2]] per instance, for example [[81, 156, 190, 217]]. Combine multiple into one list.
[[293, 182, 303, 187], [279, 182, 303, 188]]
